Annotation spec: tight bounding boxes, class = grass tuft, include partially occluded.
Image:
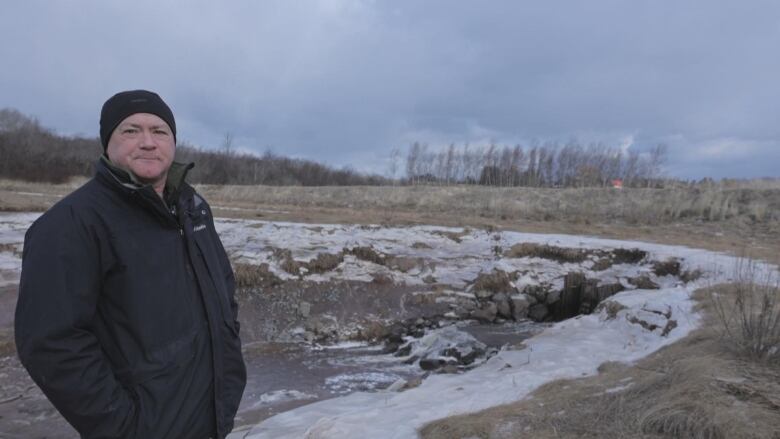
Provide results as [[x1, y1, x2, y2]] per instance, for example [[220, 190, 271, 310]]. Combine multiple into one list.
[[712, 258, 780, 361]]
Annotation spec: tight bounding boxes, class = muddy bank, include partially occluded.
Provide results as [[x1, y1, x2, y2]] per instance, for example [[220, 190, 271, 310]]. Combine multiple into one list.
[[237, 280, 458, 344]]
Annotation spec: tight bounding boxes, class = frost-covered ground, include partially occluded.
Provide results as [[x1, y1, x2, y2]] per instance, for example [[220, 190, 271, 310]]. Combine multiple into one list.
[[0, 213, 36, 287], [0, 213, 776, 439]]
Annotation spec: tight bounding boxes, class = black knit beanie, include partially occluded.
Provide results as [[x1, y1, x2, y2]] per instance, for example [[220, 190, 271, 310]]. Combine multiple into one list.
[[100, 90, 176, 149]]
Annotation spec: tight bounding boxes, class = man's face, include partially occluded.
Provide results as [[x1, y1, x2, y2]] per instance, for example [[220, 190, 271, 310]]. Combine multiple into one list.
[[106, 113, 175, 189]]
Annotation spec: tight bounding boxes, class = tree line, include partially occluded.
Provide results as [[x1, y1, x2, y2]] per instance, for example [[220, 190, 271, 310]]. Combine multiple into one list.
[[0, 108, 385, 186], [2, 107, 668, 187], [400, 142, 668, 188]]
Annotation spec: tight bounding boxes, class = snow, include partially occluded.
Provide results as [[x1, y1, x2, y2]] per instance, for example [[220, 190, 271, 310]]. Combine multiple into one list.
[[0, 213, 39, 287]]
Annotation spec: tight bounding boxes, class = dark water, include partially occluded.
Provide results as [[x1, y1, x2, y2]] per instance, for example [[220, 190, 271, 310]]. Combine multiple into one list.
[[232, 320, 547, 433]]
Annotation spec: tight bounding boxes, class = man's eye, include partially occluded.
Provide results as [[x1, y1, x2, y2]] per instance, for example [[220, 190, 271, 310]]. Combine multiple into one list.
[[154, 130, 169, 136], [123, 128, 138, 134]]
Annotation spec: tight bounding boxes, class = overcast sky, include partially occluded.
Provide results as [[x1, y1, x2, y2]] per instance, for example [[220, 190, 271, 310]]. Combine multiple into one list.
[[1, 1, 779, 179]]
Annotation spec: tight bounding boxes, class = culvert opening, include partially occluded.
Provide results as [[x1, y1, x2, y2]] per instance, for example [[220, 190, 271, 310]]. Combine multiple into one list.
[[465, 244, 701, 324]]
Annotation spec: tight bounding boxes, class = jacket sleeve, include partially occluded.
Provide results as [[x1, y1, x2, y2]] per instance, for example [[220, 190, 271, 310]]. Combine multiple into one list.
[[14, 205, 137, 438]]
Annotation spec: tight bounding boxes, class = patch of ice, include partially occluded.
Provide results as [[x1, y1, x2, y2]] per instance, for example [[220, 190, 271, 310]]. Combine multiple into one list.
[[325, 372, 403, 394], [604, 382, 634, 394], [312, 341, 371, 351], [244, 389, 318, 411]]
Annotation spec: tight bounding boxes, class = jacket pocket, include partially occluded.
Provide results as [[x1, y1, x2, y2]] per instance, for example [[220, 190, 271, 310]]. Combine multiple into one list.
[[114, 325, 203, 385]]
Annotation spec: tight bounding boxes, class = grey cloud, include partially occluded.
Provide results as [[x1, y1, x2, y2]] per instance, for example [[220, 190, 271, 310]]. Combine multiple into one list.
[[1, 0, 778, 179]]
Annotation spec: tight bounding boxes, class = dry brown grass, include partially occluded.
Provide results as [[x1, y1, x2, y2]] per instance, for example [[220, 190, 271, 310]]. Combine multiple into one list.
[[505, 242, 588, 263], [419, 285, 780, 439], [232, 262, 283, 288], [194, 183, 780, 225], [3, 180, 779, 264], [712, 259, 780, 361]]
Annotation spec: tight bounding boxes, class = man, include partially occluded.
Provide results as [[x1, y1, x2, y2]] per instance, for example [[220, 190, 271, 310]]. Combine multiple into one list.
[[14, 90, 246, 439]]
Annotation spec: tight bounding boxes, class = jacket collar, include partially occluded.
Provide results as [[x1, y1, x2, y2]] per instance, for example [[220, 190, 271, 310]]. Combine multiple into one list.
[[98, 155, 194, 204]]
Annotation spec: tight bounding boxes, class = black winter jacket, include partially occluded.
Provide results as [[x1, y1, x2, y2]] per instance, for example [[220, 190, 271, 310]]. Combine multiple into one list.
[[15, 158, 246, 439]]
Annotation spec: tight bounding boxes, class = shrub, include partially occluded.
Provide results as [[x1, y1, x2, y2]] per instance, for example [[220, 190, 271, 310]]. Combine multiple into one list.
[[712, 258, 780, 361]]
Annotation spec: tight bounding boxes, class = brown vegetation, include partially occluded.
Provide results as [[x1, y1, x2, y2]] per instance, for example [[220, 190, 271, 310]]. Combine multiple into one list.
[[3, 180, 779, 266], [712, 259, 780, 361], [505, 243, 588, 263], [232, 262, 282, 289], [196, 182, 780, 227]]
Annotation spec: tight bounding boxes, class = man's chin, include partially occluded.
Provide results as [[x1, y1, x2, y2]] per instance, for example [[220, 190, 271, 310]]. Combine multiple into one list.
[[132, 169, 167, 186]]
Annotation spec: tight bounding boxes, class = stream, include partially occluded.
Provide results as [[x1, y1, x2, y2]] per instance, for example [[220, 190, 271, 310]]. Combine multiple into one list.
[[231, 320, 548, 434]]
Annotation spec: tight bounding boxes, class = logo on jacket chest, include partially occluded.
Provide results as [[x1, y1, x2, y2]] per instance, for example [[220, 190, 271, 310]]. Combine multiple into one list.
[[193, 224, 207, 232]]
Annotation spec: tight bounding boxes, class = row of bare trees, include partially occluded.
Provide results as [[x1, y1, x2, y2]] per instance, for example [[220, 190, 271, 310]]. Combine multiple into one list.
[[401, 142, 668, 187], [2, 107, 670, 188], [0, 108, 385, 186]]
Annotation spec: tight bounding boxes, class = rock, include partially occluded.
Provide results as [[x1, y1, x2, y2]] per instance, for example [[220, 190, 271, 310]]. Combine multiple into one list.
[[504, 242, 587, 263], [440, 365, 459, 374], [652, 258, 681, 277], [298, 301, 311, 318], [442, 346, 484, 365], [386, 323, 406, 343], [680, 269, 703, 283], [493, 293, 513, 319], [382, 342, 401, 354], [522, 285, 549, 303], [528, 303, 549, 321], [388, 256, 418, 273], [597, 300, 627, 319], [510, 294, 531, 320], [397, 325, 492, 371], [611, 248, 647, 264], [419, 358, 446, 371], [306, 252, 344, 273], [629, 275, 660, 290], [591, 258, 613, 271], [471, 302, 498, 322], [473, 289, 494, 300], [370, 272, 394, 285], [470, 269, 514, 295], [346, 246, 386, 265], [305, 314, 339, 341], [395, 344, 412, 357], [545, 289, 562, 305]]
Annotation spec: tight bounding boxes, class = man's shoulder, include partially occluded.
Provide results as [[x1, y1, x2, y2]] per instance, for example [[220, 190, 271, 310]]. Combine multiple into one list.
[[180, 182, 212, 210], [31, 179, 113, 231]]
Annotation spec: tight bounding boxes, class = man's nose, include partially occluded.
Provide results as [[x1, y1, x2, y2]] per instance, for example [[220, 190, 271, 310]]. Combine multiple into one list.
[[140, 129, 157, 148]]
